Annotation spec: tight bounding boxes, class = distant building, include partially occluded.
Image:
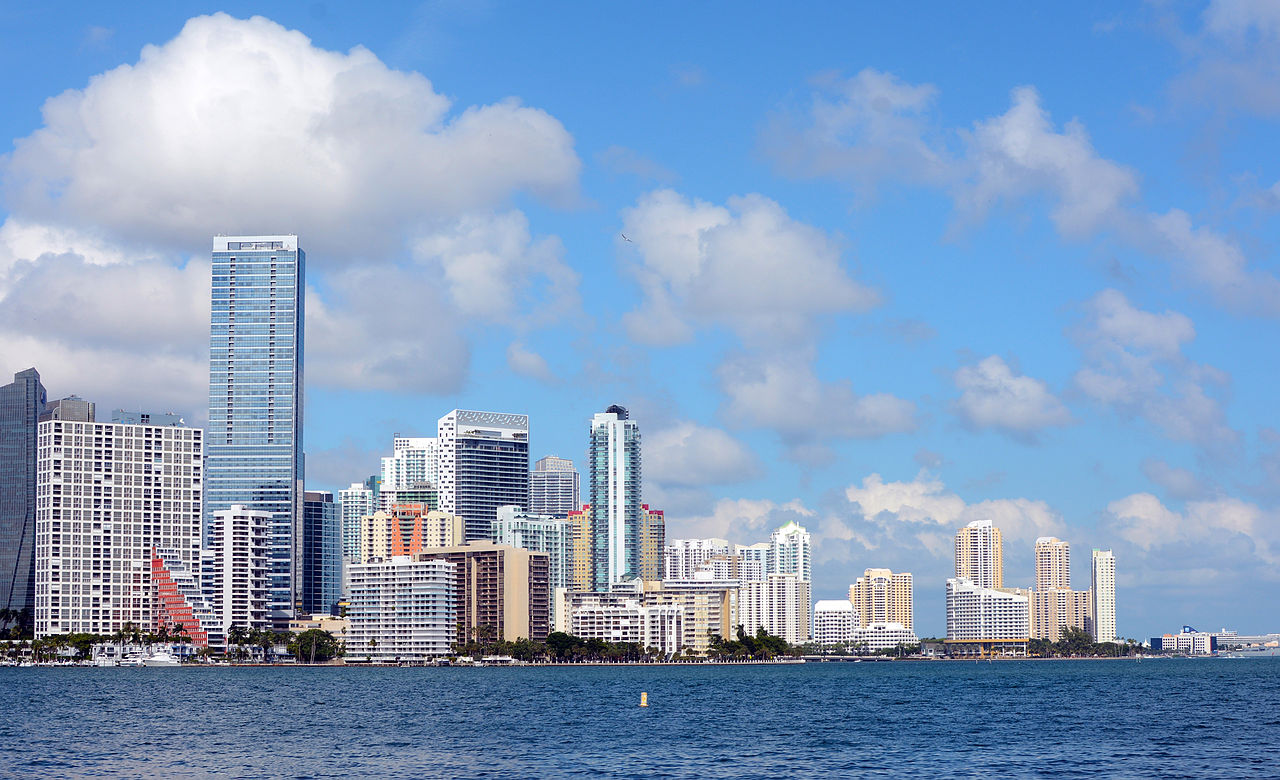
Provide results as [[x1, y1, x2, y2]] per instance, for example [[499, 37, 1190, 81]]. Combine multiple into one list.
[[571, 596, 684, 656], [380, 436, 439, 512], [205, 505, 271, 635], [437, 410, 530, 542], [492, 505, 573, 623], [854, 622, 919, 653], [813, 600, 856, 646], [1029, 587, 1091, 642], [1150, 626, 1222, 655], [1091, 549, 1116, 643], [338, 477, 378, 562], [639, 505, 665, 582], [1034, 537, 1071, 590], [955, 519, 1002, 589], [589, 405, 642, 590], [567, 504, 592, 591], [40, 395, 94, 422], [0, 367, 45, 623], [734, 542, 769, 582], [848, 568, 913, 630], [664, 538, 731, 581], [153, 548, 221, 648], [346, 556, 454, 662], [110, 410, 183, 426], [301, 491, 342, 616], [530, 456, 579, 518], [358, 507, 465, 563], [769, 521, 811, 582], [944, 577, 1028, 657], [739, 573, 811, 645], [419, 542, 550, 644]]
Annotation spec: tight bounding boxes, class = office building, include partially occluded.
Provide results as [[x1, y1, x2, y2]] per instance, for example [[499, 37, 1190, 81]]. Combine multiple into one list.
[[40, 395, 94, 422], [339, 477, 378, 562], [204, 505, 270, 634], [0, 367, 45, 625], [739, 573, 811, 645], [944, 577, 1028, 657], [639, 504, 665, 582], [848, 568, 913, 630], [1034, 537, 1071, 591], [492, 505, 573, 621], [206, 235, 305, 626], [34, 410, 203, 637], [1091, 548, 1116, 643], [770, 521, 811, 582], [955, 519, 1003, 589], [346, 555, 455, 662], [530, 455, 579, 518], [437, 410, 530, 542], [589, 405, 641, 590], [813, 599, 856, 646], [664, 538, 731, 581], [301, 491, 342, 616]]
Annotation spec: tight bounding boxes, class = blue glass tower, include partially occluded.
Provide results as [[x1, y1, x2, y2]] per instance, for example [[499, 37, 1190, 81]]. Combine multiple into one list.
[[0, 367, 45, 633], [207, 235, 304, 626], [301, 491, 341, 616]]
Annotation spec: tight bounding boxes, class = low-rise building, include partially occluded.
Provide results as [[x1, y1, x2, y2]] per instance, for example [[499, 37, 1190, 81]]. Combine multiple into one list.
[[855, 621, 919, 652], [813, 600, 856, 646]]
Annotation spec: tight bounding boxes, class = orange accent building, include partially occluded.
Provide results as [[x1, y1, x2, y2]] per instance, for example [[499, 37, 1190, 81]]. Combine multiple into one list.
[[152, 548, 217, 648]]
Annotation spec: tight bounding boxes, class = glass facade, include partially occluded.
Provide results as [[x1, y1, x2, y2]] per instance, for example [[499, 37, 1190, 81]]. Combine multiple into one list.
[[589, 405, 641, 591], [206, 235, 304, 626], [0, 368, 45, 627], [437, 410, 530, 543], [301, 491, 342, 616]]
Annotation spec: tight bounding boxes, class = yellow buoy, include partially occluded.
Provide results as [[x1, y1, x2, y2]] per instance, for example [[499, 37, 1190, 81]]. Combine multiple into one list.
[[639, 692, 648, 707]]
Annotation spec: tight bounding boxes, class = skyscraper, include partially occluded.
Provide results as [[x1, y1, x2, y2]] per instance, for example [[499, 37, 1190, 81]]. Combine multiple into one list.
[[0, 368, 45, 628], [955, 519, 1003, 589], [1034, 537, 1071, 591], [530, 455, 580, 518], [1091, 548, 1116, 643], [437, 410, 530, 542], [769, 521, 812, 582], [206, 235, 305, 626], [848, 568, 913, 630], [639, 504, 665, 582], [589, 405, 641, 590], [301, 491, 342, 616]]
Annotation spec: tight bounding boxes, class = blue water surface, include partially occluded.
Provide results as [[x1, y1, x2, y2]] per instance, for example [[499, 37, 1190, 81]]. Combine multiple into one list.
[[2, 659, 1277, 778]]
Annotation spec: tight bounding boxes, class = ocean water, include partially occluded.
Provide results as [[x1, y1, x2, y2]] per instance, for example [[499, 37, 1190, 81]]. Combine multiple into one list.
[[2, 658, 1277, 778]]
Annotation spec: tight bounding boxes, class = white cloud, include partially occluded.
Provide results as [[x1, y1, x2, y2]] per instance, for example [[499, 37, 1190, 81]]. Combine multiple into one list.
[[645, 421, 762, 488], [668, 497, 812, 542], [619, 189, 879, 347], [953, 355, 1070, 438], [1141, 458, 1207, 501], [1107, 492, 1278, 565], [2, 13, 580, 259], [505, 342, 553, 382], [1170, 0, 1280, 118]]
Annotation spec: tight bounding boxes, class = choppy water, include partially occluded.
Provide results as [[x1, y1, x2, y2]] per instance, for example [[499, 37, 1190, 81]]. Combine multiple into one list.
[[2, 658, 1277, 778]]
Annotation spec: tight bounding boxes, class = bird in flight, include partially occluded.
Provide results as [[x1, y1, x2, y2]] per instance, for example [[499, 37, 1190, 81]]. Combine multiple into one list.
[[621, 233, 633, 242]]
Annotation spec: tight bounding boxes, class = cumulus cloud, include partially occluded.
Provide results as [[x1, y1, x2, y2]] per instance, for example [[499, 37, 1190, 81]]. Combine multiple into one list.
[[3, 13, 579, 258], [1107, 492, 1278, 566], [505, 342, 554, 382], [645, 421, 762, 488], [953, 355, 1070, 438], [667, 497, 813, 542], [619, 189, 879, 347], [1169, 0, 1280, 118]]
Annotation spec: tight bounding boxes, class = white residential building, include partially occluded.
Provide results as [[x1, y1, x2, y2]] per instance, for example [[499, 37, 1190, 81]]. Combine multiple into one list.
[[205, 505, 270, 634], [492, 505, 573, 622], [945, 577, 1029, 656], [739, 573, 811, 645], [769, 521, 811, 582], [1091, 548, 1116, 643], [813, 600, 856, 646], [33, 412, 204, 637], [530, 456, 579, 518], [734, 543, 769, 582], [588, 405, 642, 590], [854, 622, 920, 653], [571, 598, 684, 656], [339, 480, 377, 562], [346, 556, 455, 662], [664, 538, 731, 581]]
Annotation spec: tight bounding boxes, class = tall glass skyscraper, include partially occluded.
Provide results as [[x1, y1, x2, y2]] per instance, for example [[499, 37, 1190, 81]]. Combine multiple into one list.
[[589, 405, 641, 591], [1, 367, 45, 628], [206, 235, 304, 626], [301, 491, 341, 616]]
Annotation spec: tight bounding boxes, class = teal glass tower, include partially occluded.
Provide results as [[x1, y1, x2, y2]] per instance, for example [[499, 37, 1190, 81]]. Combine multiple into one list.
[[207, 235, 304, 626]]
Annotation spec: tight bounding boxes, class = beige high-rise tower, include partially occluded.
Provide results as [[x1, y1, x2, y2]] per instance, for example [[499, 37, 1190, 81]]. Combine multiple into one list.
[[847, 568, 913, 630], [955, 520, 1003, 589], [1034, 537, 1070, 591]]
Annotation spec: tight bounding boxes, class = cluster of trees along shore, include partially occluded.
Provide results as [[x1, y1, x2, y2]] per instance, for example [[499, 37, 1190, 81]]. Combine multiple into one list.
[[1028, 628, 1145, 657], [440, 626, 802, 663]]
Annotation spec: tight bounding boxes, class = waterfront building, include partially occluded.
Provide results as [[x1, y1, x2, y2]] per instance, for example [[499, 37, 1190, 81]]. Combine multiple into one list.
[[301, 491, 342, 616], [659, 573, 740, 637], [813, 599, 856, 646], [492, 505, 573, 622], [34, 409, 203, 637], [338, 477, 378, 562], [418, 542, 550, 644], [152, 547, 221, 648], [944, 577, 1028, 657], [770, 521, 811, 582], [567, 504, 592, 591], [571, 597, 684, 656], [955, 519, 1003, 589], [1149, 626, 1244, 655], [530, 456, 579, 518], [848, 568, 914, 630], [739, 573, 811, 645], [346, 555, 454, 662], [1091, 548, 1117, 643], [1034, 537, 1071, 591], [204, 505, 270, 634], [206, 235, 305, 626], [664, 538, 731, 581], [40, 395, 94, 422], [853, 622, 919, 653], [589, 405, 642, 590], [639, 505, 665, 582], [0, 367, 45, 624], [437, 410, 530, 542], [1029, 587, 1091, 642]]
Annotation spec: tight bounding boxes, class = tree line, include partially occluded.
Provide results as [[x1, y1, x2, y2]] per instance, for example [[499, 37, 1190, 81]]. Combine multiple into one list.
[[1028, 627, 1143, 657]]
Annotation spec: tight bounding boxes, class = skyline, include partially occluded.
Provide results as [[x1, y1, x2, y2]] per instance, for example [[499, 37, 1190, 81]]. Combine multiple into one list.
[[1, 4, 1278, 636]]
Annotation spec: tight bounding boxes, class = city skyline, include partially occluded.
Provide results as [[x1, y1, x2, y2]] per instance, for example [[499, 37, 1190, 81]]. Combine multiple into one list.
[[1, 5, 1277, 636]]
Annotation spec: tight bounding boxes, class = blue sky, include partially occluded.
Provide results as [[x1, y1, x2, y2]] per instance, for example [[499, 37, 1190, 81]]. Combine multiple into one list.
[[2, 2, 1278, 637]]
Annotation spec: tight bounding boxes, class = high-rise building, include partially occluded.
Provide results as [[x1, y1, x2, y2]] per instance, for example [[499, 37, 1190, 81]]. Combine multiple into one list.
[[955, 519, 1003, 589], [848, 568, 913, 630], [769, 521, 811, 582], [204, 505, 270, 635], [734, 543, 770, 582], [206, 235, 305, 626], [339, 478, 378, 562], [1035, 537, 1071, 591], [380, 436, 438, 511], [1091, 549, 1116, 643], [420, 542, 550, 644], [153, 548, 221, 648], [639, 504, 665, 582], [567, 504, 592, 591], [589, 405, 641, 590], [530, 456, 580, 518], [34, 410, 203, 637], [1029, 587, 1091, 642], [346, 555, 455, 662], [39, 395, 94, 422], [739, 573, 811, 645], [813, 600, 856, 646], [437, 410, 530, 542], [944, 577, 1028, 657], [492, 505, 573, 622], [301, 491, 342, 616], [0, 367, 44, 627], [664, 538, 731, 581]]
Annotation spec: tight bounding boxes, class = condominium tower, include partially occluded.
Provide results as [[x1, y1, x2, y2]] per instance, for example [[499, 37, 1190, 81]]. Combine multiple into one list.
[[0, 367, 45, 623], [588, 405, 642, 590], [300, 491, 342, 616], [206, 235, 305, 626], [848, 568, 913, 630], [530, 456, 580, 518], [955, 519, 1003, 589], [770, 521, 812, 582], [1035, 537, 1070, 591], [437, 410, 530, 542], [339, 477, 378, 561], [1091, 549, 1116, 643]]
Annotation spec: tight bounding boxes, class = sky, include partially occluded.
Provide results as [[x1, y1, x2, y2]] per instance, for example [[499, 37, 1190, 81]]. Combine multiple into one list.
[[1, 1, 1278, 637]]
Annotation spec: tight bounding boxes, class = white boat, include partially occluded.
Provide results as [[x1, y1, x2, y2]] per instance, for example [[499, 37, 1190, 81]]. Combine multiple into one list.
[[142, 651, 181, 667]]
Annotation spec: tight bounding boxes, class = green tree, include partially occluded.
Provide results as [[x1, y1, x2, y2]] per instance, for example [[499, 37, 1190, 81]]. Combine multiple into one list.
[[287, 629, 340, 663]]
